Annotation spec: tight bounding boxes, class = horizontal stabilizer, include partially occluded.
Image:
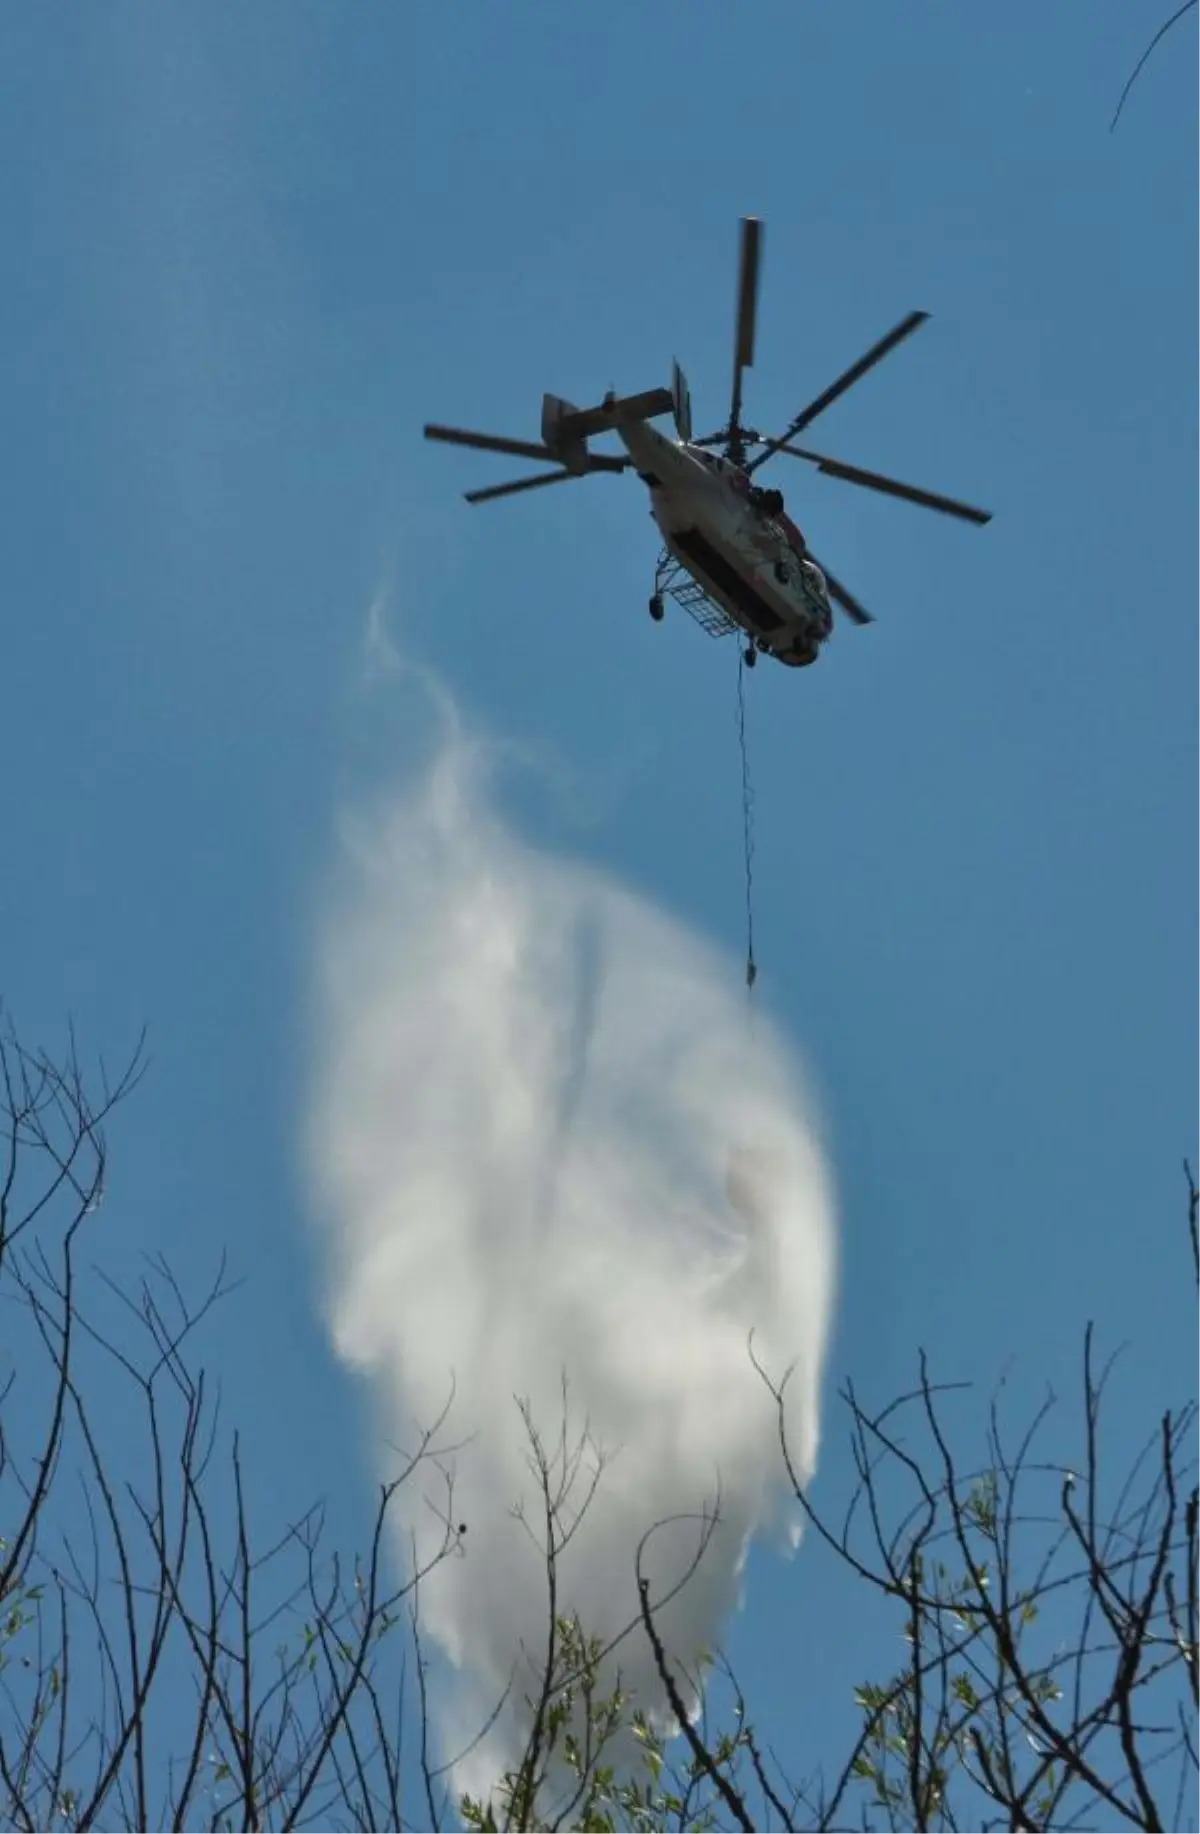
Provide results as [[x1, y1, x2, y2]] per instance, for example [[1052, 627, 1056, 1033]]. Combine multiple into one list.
[[556, 386, 674, 441]]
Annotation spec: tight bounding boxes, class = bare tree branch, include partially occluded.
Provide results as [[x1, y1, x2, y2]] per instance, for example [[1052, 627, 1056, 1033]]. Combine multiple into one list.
[[1110, 0, 1198, 131]]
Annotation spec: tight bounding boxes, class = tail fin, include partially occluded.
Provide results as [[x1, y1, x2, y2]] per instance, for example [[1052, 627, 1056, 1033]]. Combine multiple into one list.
[[671, 360, 693, 443], [541, 394, 589, 474]]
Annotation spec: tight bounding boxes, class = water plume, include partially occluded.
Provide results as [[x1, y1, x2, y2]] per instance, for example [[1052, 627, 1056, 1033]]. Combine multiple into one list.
[[305, 687, 837, 1800]]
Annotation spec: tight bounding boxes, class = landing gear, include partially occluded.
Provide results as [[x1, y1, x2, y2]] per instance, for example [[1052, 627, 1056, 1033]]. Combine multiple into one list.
[[743, 644, 758, 668], [649, 594, 665, 622]]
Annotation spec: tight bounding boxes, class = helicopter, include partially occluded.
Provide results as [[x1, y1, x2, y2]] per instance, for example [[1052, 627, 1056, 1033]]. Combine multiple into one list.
[[423, 218, 991, 669]]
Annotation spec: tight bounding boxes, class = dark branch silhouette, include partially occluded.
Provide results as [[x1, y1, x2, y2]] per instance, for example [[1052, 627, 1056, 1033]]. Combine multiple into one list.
[[1110, 0, 1198, 130], [3, 1016, 1193, 1830]]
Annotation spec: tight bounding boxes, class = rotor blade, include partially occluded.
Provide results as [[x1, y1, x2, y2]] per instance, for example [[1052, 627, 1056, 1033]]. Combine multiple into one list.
[[748, 310, 929, 470], [464, 470, 578, 504], [693, 428, 765, 451], [808, 553, 874, 626], [425, 424, 557, 463], [464, 454, 628, 504], [728, 216, 763, 437], [775, 444, 991, 525], [735, 217, 762, 371]]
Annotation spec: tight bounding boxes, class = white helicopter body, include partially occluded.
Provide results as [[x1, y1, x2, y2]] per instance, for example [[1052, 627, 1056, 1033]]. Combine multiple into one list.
[[613, 413, 833, 667]]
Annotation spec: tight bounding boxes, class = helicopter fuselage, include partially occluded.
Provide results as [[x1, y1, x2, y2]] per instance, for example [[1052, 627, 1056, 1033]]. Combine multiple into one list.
[[616, 418, 833, 667]]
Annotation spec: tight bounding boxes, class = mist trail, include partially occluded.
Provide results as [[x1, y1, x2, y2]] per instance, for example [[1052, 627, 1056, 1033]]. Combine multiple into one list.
[[305, 696, 838, 1798]]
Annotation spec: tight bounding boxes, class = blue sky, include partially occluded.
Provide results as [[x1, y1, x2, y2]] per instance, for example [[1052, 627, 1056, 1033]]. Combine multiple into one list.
[[2, 0, 1195, 1813]]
